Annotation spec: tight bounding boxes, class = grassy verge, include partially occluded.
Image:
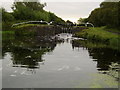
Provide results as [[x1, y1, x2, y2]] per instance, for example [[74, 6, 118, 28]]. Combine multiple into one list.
[[75, 27, 120, 50], [104, 26, 120, 34], [1, 31, 15, 34], [13, 24, 52, 29], [1, 31, 15, 40]]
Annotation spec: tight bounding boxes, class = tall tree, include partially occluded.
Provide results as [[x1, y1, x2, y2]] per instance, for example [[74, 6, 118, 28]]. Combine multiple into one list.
[[11, 0, 46, 20], [88, 2, 119, 28]]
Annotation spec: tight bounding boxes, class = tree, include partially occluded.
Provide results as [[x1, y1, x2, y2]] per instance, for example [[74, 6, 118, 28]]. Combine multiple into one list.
[[12, 0, 46, 11], [2, 8, 15, 22], [48, 12, 65, 24], [11, 0, 65, 23], [12, 0, 46, 20], [88, 2, 119, 28], [77, 18, 88, 24]]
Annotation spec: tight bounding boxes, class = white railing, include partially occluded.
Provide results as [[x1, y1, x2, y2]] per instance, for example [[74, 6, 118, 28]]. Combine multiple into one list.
[[12, 20, 53, 27], [85, 22, 94, 28]]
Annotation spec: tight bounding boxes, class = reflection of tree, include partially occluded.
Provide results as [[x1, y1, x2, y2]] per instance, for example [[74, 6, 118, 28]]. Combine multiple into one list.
[[11, 47, 45, 69], [2, 32, 64, 71], [72, 40, 87, 50], [88, 48, 120, 70], [72, 40, 120, 70], [2, 27, 66, 72]]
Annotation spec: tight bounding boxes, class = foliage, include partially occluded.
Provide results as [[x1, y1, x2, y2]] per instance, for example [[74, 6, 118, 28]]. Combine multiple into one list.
[[12, 0, 46, 11], [48, 12, 65, 24], [13, 24, 53, 29], [75, 27, 120, 50], [2, 0, 65, 26], [2, 8, 15, 22], [1, 30, 15, 40], [77, 18, 88, 24], [88, 2, 120, 28], [11, 0, 46, 20]]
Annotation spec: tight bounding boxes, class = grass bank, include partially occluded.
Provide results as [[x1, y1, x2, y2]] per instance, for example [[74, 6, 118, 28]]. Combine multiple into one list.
[[75, 27, 120, 50], [1, 31, 15, 40], [13, 24, 52, 29]]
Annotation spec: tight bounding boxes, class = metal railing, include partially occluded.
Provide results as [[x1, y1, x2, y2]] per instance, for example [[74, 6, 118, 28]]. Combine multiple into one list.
[[12, 20, 53, 27]]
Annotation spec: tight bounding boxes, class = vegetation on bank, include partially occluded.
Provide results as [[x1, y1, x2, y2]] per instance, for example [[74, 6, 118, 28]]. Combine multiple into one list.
[[12, 24, 54, 29], [76, 0, 120, 50], [1, 0, 120, 51], [1, 30, 15, 40], [74, 27, 120, 50], [88, 1, 120, 28], [78, 1, 120, 30], [1, 0, 66, 31]]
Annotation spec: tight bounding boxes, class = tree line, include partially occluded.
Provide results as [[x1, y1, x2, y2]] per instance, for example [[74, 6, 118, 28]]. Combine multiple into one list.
[[1, 0, 65, 24], [78, 1, 120, 29]]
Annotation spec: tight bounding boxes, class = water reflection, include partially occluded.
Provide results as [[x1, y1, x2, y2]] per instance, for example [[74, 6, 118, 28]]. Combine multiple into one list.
[[2, 32, 119, 88], [2, 32, 64, 71], [72, 40, 120, 71], [3, 32, 120, 72], [88, 48, 119, 70]]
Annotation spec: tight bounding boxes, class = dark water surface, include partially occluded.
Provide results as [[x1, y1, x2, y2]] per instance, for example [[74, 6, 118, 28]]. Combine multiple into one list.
[[2, 32, 119, 88]]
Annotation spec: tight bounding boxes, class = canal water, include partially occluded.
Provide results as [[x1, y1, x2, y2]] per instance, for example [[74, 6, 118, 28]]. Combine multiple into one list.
[[2, 32, 119, 88]]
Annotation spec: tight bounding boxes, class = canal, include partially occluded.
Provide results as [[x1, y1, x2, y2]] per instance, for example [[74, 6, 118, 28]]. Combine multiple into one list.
[[2, 29, 119, 88]]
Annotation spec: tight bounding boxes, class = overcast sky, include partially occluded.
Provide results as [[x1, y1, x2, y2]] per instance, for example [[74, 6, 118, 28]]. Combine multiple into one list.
[[1, 0, 105, 22], [44, 2, 101, 22]]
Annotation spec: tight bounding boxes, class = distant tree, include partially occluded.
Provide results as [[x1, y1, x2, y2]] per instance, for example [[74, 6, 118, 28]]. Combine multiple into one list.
[[66, 20, 73, 23], [77, 18, 88, 24]]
